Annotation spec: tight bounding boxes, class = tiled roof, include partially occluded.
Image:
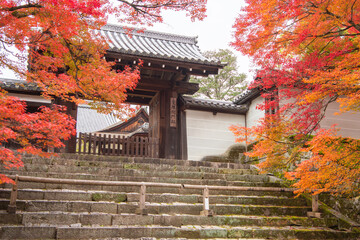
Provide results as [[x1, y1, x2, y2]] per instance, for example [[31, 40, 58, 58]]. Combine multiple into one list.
[[233, 88, 261, 105], [98, 108, 148, 133], [128, 122, 149, 137], [182, 96, 248, 114], [0, 78, 41, 92], [0, 80, 119, 134], [101, 25, 220, 66], [76, 105, 120, 134]]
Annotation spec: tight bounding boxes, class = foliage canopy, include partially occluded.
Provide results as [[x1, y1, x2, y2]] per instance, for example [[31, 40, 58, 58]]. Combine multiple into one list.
[[230, 0, 360, 195], [0, 0, 208, 183]]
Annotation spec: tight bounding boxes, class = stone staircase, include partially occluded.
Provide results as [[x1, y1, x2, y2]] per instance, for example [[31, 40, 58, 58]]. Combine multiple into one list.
[[0, 154, 358, 239]]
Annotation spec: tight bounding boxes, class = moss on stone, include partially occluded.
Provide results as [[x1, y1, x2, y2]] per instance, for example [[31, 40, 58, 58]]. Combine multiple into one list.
[[123, 163, 141, 170], [201, 144, 247, 163], [91, 193, 102, 201], [91, 193, 127, 202]]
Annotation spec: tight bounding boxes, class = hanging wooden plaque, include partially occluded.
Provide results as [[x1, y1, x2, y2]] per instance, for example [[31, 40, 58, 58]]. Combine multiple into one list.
[[170, 97, 177, 128]]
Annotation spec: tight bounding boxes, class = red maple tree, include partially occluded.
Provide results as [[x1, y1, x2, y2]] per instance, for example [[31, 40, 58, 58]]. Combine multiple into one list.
[[230, 0, 360, 195], [0, 0, 207, 183]]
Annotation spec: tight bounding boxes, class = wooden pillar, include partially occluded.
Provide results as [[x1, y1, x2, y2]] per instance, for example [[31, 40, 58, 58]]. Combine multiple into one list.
[[178, 103, 188, 160], [53, 98, 78, 153], [149, 93, 160, 158], [163, 89, 178, 159], [149, 89, 180, 159]]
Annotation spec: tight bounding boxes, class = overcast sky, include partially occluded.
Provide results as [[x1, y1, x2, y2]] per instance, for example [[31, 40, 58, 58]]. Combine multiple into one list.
[[147, 0, 254, 81], [1, 0, 254, 81]]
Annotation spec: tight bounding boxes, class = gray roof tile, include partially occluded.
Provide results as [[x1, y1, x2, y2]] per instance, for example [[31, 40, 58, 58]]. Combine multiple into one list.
[[233, 88, 261, 105], [182, 96, 248, 114], [0, 78, 41, 92], [101, 25, 219, 66], [76, 105, 120, 134]]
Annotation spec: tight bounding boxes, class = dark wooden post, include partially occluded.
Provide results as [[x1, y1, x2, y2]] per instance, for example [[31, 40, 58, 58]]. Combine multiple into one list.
[[7, 175, 19, 214], [53, 98, 78, 153], [157, 89, 179, 159], [178, 106, 188, 160]]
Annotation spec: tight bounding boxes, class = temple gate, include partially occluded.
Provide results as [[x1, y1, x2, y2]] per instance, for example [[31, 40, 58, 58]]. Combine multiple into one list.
[[100, 25, 222, 159]]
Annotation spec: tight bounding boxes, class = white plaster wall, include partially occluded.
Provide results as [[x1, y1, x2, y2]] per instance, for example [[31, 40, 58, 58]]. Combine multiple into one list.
[[320, 101, 360, 139], [245, 95, 360, 139], [186, 110, 245, 161], [246, 96, 265, 129]]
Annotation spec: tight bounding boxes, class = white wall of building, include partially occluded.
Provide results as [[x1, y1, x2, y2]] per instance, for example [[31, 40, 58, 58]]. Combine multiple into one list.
[[186, 110, 245, 161], [243, 95, 360, 139], [321, 101, 360, 139], [246, 96, 265, 129]]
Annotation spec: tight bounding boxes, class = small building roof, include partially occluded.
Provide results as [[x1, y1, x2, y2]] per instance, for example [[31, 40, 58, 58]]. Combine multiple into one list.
[[0, 78, 41, 93], [101, 24, 222, 67], [181, 96, 248, 114], [98, 108, 149, 133], [76, 105, 120, 133], [233, 88, 262, 105]]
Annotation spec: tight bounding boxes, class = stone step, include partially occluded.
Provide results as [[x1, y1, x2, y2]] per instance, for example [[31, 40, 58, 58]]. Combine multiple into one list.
[[22, 157, 252, 173], [25, 154, 250, 170], [0, 189, 306, 206], [0, 200, 311, 216], [12, 163, 260, 180], [1, 171, 281, 188], [18, 163, 257, 176], [0, 211, 336, 228], [2, 170, 273, 186], [3, 182, 295, 197], [0, 225, 357, 239]]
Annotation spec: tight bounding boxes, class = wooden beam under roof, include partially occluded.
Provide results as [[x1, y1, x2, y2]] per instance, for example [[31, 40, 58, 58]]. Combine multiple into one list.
[[135, 77, 199, 95], [125, 95, 152, 105], [106, 53, 223, 76], [126, 89, 157, 98]]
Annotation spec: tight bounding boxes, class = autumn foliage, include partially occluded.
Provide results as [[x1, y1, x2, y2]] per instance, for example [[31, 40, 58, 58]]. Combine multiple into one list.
[[0, 0, 207, 183], [0, 90, 76, 184], [231, 0, 360, 195]]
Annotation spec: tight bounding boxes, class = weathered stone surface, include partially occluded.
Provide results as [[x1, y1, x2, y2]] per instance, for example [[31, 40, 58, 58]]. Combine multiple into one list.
[[0, 211, 22, 224], [67, 201, 91, 212], [0, 154, 358, 239], [90, 202, 118, 213], [25, 200, 68, 212], [44, 190, 91, 201], [0, 226, 56, 239], [319, 194, 360, 224], [56, 226, 120, 239], [227, 226, 359, 239], [22, 212, 80, 226], [80, 213, 112, 226], [112, 214, 154, 225]]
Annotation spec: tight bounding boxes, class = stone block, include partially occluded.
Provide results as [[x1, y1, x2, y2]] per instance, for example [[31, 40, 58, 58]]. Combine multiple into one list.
[[117, 203, 138, 214], [45, 191, 91, 201], [90, 202, 117, 213], [0, 226, 56, 239], [18, 190, 45, 200], [112, 214, 154, 225], [25, 200, 68, 212], [56, 227, 118, 239], [80, 213, 112, 226], [22, 212, 80, 226], [68, 201, 91, 213], [0, 212, 22, 224]]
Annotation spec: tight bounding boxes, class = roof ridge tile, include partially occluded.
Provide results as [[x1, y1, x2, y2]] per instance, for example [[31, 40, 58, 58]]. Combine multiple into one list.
[[102, 24, 197, 45]]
